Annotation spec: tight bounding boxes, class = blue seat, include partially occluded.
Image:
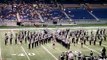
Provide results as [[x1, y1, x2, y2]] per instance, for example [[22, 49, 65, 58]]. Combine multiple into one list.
[[42, 9, 68, 20], [65, 8, 95, 20], [92, 8, 107, 19]]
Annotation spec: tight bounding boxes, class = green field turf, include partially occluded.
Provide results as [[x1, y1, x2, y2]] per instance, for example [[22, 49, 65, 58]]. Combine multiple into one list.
[[0, 27, 107, 60], [0, 24, 107, 29]]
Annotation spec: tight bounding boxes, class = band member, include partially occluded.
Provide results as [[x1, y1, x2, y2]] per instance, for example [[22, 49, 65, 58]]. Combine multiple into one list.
[[83, 37, 86, 45], [38, 34, 41, 45], [41, 33, 44, 45], [72, 37, 75, 43], [52, 40, 55, 49], [93, 39, 96, 45], [90, 51, 94, 60], [80, 40, 83, 48], [25, 34, 28, 43], [67, 40, 70, 49], [60, 52, 65, 60], [90, 51, 93, 56], [5, 33, 8, 45], [68, 51, 74, 60], [99, 40, 102, 46], [89, 39, 92, 45], [36, 35, 39, 46], [101, 47, 106, 59], [28, 35, 31, 49], [23, 31, 27, 43], [86, 35, 89, 41], [73, 39, 76, 46], [52, 34, 56, 49], [28, 40, 31, 49], [103, 29, 106, 41], [93, 36, 97, 45], [34, 36, 37, 47], [15, 33, 18, 44], [19, 34, 22, 44], [10, 33, 13, 44], [32, 37, 34, 49], [104, 35, 106, 41], [76, 37, 79, 44]]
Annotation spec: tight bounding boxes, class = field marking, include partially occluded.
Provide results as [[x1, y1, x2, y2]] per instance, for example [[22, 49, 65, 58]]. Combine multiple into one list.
[[96, 42, 107, 48], [68, 30, 100, 54], [46, 44, 61, 52], [84, 45, 100, 54], [70, 42, 100, 54], [11, 30, 31, 60], [102, 44, 107, 48], [21, 46, 31, 60], [11, 54, 16, 56], [8, 27, 106, 59], [41, 45, 58, 60], [77, 42, 100, 54], [18, 53, 25, 56], [0, 42, 2, 60], [0, 32, 3, 60], [0, 26, 107, 30]]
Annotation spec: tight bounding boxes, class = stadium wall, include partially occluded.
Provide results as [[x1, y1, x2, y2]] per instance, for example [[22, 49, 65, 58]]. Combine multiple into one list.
[[0, 19, 107, 26]]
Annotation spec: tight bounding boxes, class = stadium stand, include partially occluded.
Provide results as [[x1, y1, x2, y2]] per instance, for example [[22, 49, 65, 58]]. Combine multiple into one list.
[[0, 0, 107, 60], [41, 9, 68, 21], [65, 8, 95, 20], [0, 4, 40, 21], [0, 2, 107, 26], [92, 8, 107, 19]]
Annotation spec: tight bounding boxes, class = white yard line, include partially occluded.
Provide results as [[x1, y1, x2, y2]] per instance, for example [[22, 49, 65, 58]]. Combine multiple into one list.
[[102, 44, 107, 48], [96, 42, 107, 48], [11, 29, 31, 60], [0, 44, 2, 60], [7, 27, 106, 60], [41, 45, 58, 60], [21, 46, 31, 60], [0, 31, 2, 60], [78, 43, 100, 54], [68, 30, 100, 54], [84, 45, 100, 54], [0, 26, 107, 30], [69, 30, 99, 54], [46, 44, 61, 52]]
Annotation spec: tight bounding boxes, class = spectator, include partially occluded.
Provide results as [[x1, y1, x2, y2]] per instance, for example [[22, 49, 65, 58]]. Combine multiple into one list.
[[68, 51, 74, 60]]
